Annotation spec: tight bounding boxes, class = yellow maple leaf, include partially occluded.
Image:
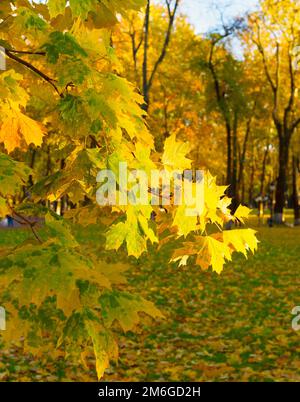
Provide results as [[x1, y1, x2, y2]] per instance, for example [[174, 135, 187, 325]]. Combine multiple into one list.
[[201, 172, 229, 227], [224, 229, 258, 255], [162, 133, 192, 171], [0, 110, 45, 153], [196, 235, 232, 274], [172, 205, 198, 237], [234, 204, 251, 224]]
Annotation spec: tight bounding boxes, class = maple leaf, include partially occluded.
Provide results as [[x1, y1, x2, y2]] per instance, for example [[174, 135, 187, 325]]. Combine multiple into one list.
[[172, 205, 198, 237], [195, 236, 232, 274], [0, 153, 31, 197], [47, 0, 66, 19], [0, 70, 28, 105], [203, 172, 228, 226], [223, 229, 259, 255], [234, 205, 251, 224], [87, 3, 118, 28], [69, 0, 96, 19], [97, 262, 129, 285], [86, 319, 118, 380], [43, 31, 87, 64], [132, 142, 157, 175], [99, 291, 164, 332], [162, 133, 192, 172], [171, 228, 258, 274], [0, 110, 45, 153], [45, 212, 79, 248], [106, 205, 158, 257], [0, 241, 111, 316]]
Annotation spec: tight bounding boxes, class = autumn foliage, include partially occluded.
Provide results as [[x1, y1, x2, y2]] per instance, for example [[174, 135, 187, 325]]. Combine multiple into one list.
[[0, 0, 259, 379]]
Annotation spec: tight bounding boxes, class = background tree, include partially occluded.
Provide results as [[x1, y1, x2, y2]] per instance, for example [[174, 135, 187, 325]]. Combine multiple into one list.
[[247, 0, 300, 223], [126, 0, 180, 110]]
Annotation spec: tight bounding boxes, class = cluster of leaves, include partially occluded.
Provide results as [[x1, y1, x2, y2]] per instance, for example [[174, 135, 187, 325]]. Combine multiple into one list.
[[0, 0, 257, 378]]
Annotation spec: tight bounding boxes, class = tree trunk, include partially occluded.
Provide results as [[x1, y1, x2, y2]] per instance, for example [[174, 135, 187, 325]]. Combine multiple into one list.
[[292, 155, 300, 225], [238, 107, 255, 200], [258, 144, 269, 218], [241, 176, 245, 204], [230, 113, 239, 211], [260, 145, 269, 197], [274, 136, 290, 224], [248, 160, 255, 207], [142, 0, 150, 111], [226, 121, 232, 186], [142, 0, 178, 112]]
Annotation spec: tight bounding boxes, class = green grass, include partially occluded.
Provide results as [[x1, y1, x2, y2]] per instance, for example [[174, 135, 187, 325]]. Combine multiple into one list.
[[1, 221, 300, 381], [250, 208, 296, 225]]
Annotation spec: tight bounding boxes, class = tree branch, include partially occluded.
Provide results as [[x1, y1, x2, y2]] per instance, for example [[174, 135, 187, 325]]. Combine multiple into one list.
[[7, 49, 46, 55], [5, 48, 63, 98], [147, 0, 179, 91]]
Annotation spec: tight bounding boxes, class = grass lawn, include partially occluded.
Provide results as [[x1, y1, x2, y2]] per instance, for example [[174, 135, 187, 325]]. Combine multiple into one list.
[[1, 220, 300, 381]]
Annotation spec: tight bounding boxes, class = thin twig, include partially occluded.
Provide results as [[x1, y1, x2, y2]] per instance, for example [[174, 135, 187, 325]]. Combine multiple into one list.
[[7, 49, 46, 55]]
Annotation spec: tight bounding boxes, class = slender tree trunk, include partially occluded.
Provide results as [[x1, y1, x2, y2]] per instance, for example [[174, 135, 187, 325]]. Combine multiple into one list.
[[142, 0, 150, 110], [240, 176, 245, 204], [142, 0, 179, 111], [258, 144, 269, 217], [230, 113, 239, 211], [130, 31, 140, 86], [46, 145, 51, 176], [292, 155, 300, 225], [226, 122, 232, 186], [260, 145, 269, 196], [248, 160, 255, 207], [162, 86, 169, 138], [274, 136, 290, 223], [207, 39, 233, 192], [238, 107, 255, 199]]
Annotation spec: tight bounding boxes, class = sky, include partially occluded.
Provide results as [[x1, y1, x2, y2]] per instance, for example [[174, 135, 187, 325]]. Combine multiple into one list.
[[178, 0, 260, 34]]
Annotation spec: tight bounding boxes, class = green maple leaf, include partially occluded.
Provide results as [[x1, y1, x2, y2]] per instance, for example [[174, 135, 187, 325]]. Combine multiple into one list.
[[99, 290, 163, 332], [43, 32, 87, 64], [0, 153, 31, 197]]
